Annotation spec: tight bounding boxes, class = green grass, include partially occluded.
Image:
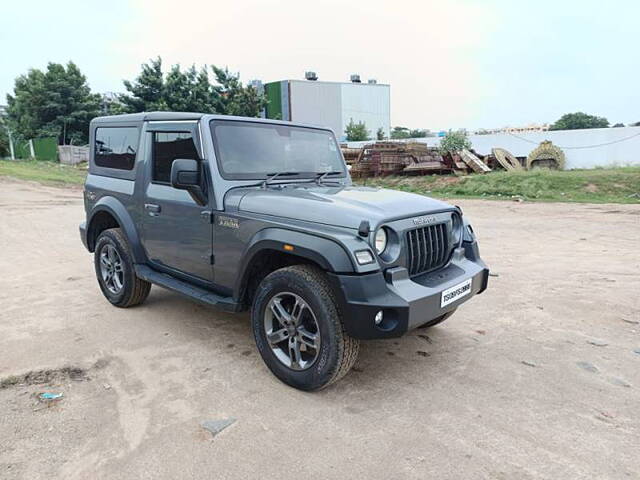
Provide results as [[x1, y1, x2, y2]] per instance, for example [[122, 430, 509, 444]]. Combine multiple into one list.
[[356, 167, 640, 204], [0, 159, 87, 186], [1, 159, 638, 204]]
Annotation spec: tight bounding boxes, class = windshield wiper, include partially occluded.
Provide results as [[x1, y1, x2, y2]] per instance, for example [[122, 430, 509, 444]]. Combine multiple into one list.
[[263, 171, 301, 187], [315, 171, 343, 185]]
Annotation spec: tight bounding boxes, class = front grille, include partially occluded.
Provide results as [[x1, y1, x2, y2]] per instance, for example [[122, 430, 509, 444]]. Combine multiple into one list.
[[406, 223, 449, 276]]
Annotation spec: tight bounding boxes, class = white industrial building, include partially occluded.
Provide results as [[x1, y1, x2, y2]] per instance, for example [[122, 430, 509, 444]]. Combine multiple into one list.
[[264, 74, 390, 141]]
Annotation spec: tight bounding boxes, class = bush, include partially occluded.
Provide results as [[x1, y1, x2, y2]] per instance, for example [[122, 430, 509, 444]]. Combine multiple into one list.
[[439, 130, 471, 155]]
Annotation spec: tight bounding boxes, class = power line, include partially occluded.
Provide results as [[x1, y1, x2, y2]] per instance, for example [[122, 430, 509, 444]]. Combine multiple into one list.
[[506, 130, 640, 149]]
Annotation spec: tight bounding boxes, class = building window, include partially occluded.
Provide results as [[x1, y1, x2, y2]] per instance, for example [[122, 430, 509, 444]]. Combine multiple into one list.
[[152, 132, 199, 184], [95, 127, 139, 170]]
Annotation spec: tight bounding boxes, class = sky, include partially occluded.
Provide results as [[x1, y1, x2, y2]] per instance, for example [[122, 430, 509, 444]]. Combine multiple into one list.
[[1, 0, 638, 130]]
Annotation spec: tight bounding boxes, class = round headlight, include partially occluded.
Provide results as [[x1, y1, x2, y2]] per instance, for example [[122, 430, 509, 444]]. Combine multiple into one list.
[[374, 228, 388, 254]]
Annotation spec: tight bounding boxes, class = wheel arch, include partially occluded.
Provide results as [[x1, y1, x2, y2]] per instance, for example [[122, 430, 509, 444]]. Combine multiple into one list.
[[234, 228, 355, 307], [86, 197, 146, 263]]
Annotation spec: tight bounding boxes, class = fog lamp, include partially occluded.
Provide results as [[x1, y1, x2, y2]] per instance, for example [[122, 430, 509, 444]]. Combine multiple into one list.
[[374, 310, 384, 325]]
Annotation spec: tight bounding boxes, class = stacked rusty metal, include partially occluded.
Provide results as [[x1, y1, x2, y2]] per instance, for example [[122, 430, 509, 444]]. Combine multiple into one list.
[[347, 142, 455, 178]]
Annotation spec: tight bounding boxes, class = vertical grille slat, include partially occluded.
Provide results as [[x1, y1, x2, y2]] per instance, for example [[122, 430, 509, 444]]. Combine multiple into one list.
[[413, 230, 422, 270], [436, 223, 444, 265], [427, 226, 434, 268], [439, 223, 446, 264], [405, 222, 451, 276], [408, 230, 416, 273], [420, 227, 428, 273]]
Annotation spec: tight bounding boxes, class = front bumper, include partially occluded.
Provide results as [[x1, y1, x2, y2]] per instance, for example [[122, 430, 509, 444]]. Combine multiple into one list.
[[328, 240, 489, 339]]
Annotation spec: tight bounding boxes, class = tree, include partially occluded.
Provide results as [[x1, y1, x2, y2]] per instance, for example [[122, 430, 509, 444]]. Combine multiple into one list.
[[211, 66, 265, 117], [439, 130, 471, 155], [632, 121, 640, 127], [549, 112, 609, 131], [390, 126, 429, 139], [6, 62, 100, 145], [376, 127, 385, 140], [345, 119, 370, 141], [390, 126, 410, 139], [409, 129, 427, 138], [119, 58, 265, 117], [0, 121, 9, 157], [120, 57, 167, 112]]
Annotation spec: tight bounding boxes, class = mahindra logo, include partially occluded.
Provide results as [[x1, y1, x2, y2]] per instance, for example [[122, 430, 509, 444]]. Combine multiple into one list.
[[413, 216, 437, 226]]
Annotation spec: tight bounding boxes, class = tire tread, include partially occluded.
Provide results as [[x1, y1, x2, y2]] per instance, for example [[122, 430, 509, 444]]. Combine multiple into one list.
[[274, 265, 359, 389]]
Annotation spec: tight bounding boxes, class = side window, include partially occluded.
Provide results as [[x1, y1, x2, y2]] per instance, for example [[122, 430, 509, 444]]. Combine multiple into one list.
[[152, 132, 200, 184], [95, 127, 139, 170]]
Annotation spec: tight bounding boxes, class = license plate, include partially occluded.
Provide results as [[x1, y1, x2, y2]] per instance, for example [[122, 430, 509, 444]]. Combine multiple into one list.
[[441, 278, 472, 308]]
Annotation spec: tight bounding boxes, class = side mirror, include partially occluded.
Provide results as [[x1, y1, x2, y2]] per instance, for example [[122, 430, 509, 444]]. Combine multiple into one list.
[[170, 159, 207, 205]]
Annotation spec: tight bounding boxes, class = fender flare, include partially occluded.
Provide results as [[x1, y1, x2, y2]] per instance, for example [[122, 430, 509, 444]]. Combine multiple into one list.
[[233, 228, 355, 299], [87, 196, 147, 263]]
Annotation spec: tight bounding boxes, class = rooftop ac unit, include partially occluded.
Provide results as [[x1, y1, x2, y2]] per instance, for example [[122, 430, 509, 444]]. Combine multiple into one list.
[[350, 74, 361, 83], [305, 71, 318, 81]]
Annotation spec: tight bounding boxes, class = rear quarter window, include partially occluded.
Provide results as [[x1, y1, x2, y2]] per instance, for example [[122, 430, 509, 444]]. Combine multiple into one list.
[[94, 127, 139, 170]]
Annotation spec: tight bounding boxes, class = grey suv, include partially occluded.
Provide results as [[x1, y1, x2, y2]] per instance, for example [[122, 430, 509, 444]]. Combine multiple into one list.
[[79, 112, 489, 390]]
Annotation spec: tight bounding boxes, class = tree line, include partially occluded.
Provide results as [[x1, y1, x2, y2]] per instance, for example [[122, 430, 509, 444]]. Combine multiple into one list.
[[345, 113, 639, 142], [2, 57, 265, 148], [2, 59, 639, 153]]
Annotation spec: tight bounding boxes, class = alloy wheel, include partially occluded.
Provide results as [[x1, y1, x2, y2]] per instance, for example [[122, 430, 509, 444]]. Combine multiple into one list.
[[264, 292, 320, 370], [99, 244, 124, 294]]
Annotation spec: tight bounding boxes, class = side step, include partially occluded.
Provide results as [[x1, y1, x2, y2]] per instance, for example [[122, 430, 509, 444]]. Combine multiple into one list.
[[134, 264, 240, 312]]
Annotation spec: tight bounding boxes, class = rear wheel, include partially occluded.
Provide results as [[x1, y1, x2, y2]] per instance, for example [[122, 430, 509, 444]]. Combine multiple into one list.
[[251, 265, 359, 391], [94, 228, 151, 308]]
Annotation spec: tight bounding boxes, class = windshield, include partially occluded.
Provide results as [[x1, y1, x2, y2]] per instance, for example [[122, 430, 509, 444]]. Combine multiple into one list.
[[211, 120, 346, 180]]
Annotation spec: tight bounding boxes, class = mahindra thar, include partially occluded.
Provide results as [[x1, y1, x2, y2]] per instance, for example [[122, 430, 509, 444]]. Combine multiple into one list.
[[79, 112, 489, 390]]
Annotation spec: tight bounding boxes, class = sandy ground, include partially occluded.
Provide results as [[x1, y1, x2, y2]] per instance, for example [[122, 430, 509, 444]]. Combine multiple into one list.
[[0, 177, 639, 480]]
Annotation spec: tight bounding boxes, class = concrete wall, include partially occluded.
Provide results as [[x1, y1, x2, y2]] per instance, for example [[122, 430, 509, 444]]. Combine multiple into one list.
[[347, 126, 640, 169]]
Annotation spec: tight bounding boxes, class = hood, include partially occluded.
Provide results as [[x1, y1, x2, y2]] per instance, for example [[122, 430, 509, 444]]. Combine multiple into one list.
[[234, 185, 453, 229]]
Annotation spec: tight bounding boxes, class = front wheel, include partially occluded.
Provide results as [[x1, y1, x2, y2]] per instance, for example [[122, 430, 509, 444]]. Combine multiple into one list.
[[251, 265, 359, 391]]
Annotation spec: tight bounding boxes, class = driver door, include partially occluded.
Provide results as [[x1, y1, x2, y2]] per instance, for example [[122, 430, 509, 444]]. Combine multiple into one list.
[[141, 122, 214, 283]]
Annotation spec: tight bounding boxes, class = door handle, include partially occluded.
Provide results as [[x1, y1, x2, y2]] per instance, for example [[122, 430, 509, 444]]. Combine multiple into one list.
[[145, 203, 161, 216]]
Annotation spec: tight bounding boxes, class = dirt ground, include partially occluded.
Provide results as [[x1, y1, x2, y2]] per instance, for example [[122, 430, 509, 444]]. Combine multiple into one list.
[[1, 177, 639, 480]]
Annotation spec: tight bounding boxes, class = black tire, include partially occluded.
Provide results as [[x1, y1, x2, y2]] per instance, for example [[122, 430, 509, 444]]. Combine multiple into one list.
[[251, 265, 359, 391], [419, 309, 457, 329], [94, 228, 151, 308]]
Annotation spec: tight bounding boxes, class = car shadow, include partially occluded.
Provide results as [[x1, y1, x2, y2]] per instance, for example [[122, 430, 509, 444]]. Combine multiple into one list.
[[137, 287, 473, 394]]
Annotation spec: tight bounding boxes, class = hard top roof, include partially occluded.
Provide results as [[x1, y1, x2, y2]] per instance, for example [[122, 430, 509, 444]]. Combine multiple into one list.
[[90, 112, 334, 132], [92, 111, 204, 123]]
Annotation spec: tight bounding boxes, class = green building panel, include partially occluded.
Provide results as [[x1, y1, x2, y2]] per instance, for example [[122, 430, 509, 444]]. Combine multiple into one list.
[[265, 81, 283, 120]]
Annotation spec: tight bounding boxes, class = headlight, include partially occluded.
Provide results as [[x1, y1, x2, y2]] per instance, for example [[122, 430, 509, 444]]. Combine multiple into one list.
[[374, 228, 388, 254]]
